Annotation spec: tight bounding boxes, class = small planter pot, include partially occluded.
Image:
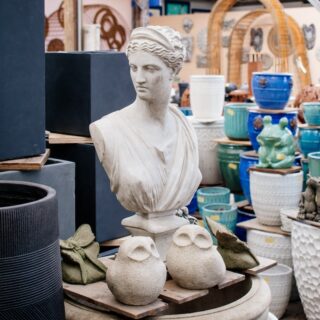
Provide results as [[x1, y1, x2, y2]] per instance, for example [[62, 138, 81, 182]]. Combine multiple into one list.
[[224, 103, 256, 140], [298, 127, 320, 157], [308, 151, 320, 177], [248, 109, 298, 151], [250, 171, 303, 226], [0, 181, 65, 319], [247, 229, 292, 267], [280, 207, 299, 233], [188, 116, 224, 185], [190, 75, 225, 121], [235, 208, 255, 241], [260, 264, 293, 319], [252, 72, 293, 110], [218, 143, 252, 193], [292, 221, 320, 320], [197, 187, 230, 213], [303, 102, 320, 126]]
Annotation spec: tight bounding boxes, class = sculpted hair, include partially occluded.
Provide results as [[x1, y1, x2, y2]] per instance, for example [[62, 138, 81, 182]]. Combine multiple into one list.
[[126, 26, 185, 75]]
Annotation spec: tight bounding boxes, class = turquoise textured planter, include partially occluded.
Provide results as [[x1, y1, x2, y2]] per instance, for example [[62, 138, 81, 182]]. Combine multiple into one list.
[[308, 152, 320, 177], [197, 187, 230, 213], [298, 127, 320, 157], [224, 103, 256, 140], [303, 102, 320, 126]]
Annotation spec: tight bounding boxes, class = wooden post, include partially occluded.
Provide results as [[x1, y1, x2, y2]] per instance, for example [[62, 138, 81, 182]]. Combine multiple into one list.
[[64, 0, 78, 51]]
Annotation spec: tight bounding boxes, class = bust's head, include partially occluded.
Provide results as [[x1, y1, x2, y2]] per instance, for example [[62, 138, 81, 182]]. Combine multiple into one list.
[[127, 26, 185, 76]]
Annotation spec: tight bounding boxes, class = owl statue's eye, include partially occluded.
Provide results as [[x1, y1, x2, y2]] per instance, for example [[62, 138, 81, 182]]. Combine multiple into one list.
[[128, 245, 151, 261], [173, 233, 192, 247], [194, 233, 212, 249]]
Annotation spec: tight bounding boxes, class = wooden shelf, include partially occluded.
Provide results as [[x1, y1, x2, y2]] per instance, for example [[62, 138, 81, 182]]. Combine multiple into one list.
[[248, 107, 297, 114], [213, 137, 252, 146], [47, 132, 93, 144], [249, 166, 301, 175], [0, 149, 50, 171], [244, 256, 277, 275]]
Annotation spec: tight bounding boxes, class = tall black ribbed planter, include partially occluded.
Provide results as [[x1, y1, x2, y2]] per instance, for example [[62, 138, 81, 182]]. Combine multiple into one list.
[[0, 181, 65, 320]]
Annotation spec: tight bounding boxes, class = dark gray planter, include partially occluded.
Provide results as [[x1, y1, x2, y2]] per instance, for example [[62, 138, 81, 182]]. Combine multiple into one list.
[[0, 181, 65, 319], [0, 158, 75, 239], [46, 51, 136, 136], [50, 144, 131, 242], [0, 0, 45, 161]]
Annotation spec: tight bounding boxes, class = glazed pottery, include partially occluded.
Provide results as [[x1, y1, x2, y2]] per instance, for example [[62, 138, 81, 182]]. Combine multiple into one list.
[[308, 151, 320, 177], [190, 75, 225, 121], [235, 208, 255, 241], [180, 107, 192, 116], [250, 171, 303, 226], [301, 158, 309, 191], [188, 116, 224, 185], [224, 103, 256, 140], [197, 187, 230, 213], [201, 203, 238, 236], [0, 181, 65, 319], [298, 127, 320, 157], [251, 72, 293, 110], [248, 109, 297, 151], [247, 229, 292, 267], [292, 221, 320, 320], [218, 143, 252, 193], [260, 264, 292, 319], [186, 192, 198, 214], [279, 207, 299, 233], [303, 102, 320, 126]]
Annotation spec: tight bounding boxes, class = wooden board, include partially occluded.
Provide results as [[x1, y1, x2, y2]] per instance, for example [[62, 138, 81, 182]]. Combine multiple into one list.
[[244, 256, 277, 275], [298, 123, 320, 129], [235, 199, 250, 209], [218, 270, 245, 289], [237, 218, 290, 236], [287, 215, 320, 229], [249, 166, 301, 175], [47, 132, 93, 144], [63, 281, 168, 319], [100, 236, 132, 248], [248, 107, 297, 114], [213, 137, 252, 146], [0, 149, 50, 171]]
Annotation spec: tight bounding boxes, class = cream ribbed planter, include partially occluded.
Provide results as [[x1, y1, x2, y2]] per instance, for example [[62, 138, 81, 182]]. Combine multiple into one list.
[[188, 116, 224, 185], [292, 221, 320, 320], [247, 230, 292, 267], [250, 171, 303, 226], [260, 264, 292, 319]]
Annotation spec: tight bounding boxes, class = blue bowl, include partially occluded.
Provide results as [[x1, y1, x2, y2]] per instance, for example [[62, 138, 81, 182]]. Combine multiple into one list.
[[252, 72, 293, 110], [248, 109, 298, 151], [235, 208, 255, 241], [303, 102, 320, 126], [298, 127, 320, 157]]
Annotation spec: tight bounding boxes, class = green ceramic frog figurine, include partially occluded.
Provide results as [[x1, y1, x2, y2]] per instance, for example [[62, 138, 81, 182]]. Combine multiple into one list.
[[256, 116, 295, 169]]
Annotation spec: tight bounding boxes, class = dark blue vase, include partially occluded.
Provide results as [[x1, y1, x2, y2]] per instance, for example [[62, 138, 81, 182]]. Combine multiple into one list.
[[298, 127, 320, 157], [248, 109, 298, 151], [252, 72, 293, 110]]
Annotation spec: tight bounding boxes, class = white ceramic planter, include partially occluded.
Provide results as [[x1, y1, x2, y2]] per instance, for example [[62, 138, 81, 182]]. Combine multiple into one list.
[[292, 221, 320, 320], [247, 230, 292, 267], [260, 264, 292, 319], [188, 116, 224, 185], [279, 207, 299, 233], [250, 171, 303, 226], [190, 75, 225, 121]]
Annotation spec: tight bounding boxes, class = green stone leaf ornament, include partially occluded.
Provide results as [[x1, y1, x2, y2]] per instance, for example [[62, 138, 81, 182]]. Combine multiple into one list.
[[256, 116, 295, 169]]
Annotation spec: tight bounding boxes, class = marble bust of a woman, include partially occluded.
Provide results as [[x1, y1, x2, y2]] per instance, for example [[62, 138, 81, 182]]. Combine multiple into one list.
[[90, 26, 202, 258]]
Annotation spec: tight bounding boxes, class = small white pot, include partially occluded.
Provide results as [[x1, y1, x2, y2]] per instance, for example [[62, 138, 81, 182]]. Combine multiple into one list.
[[292, 221, 320, 320], [247, 229, 292, 267], [279, 207, 299, 233], [190, 75, 225, 121], [260, 264, 293, 319], [188, 116, 224, 185], [250, 171, 303, 226]]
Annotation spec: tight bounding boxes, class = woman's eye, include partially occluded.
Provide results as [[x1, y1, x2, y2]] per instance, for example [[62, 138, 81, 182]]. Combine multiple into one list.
[[130, 65, 137, 72], [145, 66, 158, 72]]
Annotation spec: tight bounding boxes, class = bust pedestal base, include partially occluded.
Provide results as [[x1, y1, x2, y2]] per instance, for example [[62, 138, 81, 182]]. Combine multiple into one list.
[[122, 211, 188, 260]]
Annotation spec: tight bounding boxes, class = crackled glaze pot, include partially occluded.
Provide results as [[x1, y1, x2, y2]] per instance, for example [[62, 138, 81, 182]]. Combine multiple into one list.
[[298, 127, 320, 157], [308, 152, 320, 177], [196, 187, 230, 213], [292, 221, 320, 320], [248, 109, 297, 151], [303, 102, 320, 126], [252, 72, 293, 110]]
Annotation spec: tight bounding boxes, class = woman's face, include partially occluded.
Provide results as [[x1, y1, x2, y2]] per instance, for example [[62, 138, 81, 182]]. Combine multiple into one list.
[[128, 50, 173, 102]]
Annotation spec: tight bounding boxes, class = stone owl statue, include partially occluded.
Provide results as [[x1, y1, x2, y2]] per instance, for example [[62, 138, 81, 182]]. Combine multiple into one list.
[[106, 236, 166, 306], [166, 225, 226, 290]]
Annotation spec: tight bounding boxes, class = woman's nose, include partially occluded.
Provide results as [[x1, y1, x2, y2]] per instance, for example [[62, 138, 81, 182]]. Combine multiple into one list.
[[135, 69, 146, 83]]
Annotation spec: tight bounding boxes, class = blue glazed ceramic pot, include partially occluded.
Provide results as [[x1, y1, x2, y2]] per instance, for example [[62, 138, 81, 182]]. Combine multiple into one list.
[[252, 72, 293, 110], [301, 158, 309, 191], [186, 192, 198, 214], [303, 102, 320, 126], [224, 103, 256, 140], [180, 107, 193, 116], [298, 127, 320, 157], [197, 187, 230, 213], [308, 152, 320, 177], [248, 109, 298, 151]]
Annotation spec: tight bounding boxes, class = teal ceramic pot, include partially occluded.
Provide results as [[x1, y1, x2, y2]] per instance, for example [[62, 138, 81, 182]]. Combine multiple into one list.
[[224, 103, 256, 140], [308, 152, 320, 177], [201, 203, 238, 239], [252, 72, 293, 110], [298, 127, 320, 157], [217, 143, 253, 193], [197, 187, 230, 213], [301, 158, 309, 191], [303, 102, 320, 126]]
